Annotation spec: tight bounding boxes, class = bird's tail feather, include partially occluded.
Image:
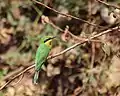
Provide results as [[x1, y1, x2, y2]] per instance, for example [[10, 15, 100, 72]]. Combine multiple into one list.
[[33, 71, 39, 84]]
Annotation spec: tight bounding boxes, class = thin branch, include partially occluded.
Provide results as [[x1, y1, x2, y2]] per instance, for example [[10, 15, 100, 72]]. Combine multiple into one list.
[[32, 0, 103, 28], [90, 42, 95, 68], [96, 0, 120, 10], [42, 16, 101, 42], [12, 74, 24, 86], [48, 27, 120, 59], [0, 26, 119, 90], [0, 65, 34, 90], [3, 67, 24, 80]]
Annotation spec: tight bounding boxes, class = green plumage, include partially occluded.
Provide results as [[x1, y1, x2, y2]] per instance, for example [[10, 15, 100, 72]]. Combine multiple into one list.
[[33, 36, 54, 84]]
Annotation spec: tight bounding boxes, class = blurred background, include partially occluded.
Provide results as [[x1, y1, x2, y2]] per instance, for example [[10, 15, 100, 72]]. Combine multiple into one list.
[[0, 0, 120, 96]]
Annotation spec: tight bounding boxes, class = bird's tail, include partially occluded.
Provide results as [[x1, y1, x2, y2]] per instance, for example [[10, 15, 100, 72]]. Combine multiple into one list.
[[33, 71, 39, 84]]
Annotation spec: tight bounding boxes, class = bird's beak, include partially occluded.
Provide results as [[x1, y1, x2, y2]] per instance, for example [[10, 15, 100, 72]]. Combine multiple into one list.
[[51, 36, 56, 39]]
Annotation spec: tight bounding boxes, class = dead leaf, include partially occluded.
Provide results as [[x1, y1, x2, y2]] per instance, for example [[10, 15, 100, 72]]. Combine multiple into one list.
[[0, 27, 14, 44], [41, 15, 50, 24], [105, 56, 120, 89], [49, 46, 64, 64], [6, 87, 15, 96], [102, 43, 111, 56], [47, 63, 60, 77]]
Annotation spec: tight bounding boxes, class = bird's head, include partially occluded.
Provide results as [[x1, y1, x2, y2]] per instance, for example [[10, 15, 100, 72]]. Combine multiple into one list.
[[40, 36, 56, 48]]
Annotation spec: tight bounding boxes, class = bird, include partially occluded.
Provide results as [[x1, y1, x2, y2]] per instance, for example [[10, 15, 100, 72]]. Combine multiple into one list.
[[33, 36, 56, 84]]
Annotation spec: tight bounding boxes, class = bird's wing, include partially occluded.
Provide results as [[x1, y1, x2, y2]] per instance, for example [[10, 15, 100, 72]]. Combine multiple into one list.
[[35, 44, 50, 71]]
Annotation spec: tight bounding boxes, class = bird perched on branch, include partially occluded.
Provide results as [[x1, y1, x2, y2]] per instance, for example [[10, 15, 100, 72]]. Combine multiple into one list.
[[33, 36, 56, 84]]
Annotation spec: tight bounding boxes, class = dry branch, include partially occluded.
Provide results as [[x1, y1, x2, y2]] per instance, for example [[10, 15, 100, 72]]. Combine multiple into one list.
[[0, 26, 119, 90], [41, 15, 101, 43], [96, 0, 120, 10], [33, 0, 103, 28]]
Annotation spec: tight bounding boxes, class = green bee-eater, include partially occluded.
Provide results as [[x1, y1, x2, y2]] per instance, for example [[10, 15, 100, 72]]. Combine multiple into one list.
[[33, 36, 55, 84]]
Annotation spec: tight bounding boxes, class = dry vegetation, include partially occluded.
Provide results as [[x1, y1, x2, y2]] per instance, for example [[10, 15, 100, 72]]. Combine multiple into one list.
[[0, 0, 120, 96]]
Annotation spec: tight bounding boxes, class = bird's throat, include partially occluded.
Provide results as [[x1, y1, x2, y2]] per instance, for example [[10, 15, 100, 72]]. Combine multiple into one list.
[[45, 40, 52, 49]]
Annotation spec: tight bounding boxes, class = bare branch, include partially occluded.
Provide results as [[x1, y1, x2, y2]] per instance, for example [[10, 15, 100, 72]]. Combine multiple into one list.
[[42, 15, 101, 42], [0, 65, 34, 90], [0, 26, 119, 90], [3, 67, 24, 80], [33, 0, 103, 28], [96, 0, 120, 10]]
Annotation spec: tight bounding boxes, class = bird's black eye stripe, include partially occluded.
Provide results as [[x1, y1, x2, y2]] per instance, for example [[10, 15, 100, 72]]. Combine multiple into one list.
[[44, 38, 52, 43], [44, 36, 56, 43]]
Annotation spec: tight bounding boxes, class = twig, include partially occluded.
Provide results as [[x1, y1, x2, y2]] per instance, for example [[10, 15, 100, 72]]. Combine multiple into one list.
[[33, 0, 103, 28], [42, 16, 101, 43], [12, 74, 24, 86], [0, 65, 34, 90], [51, 22, 101, 42], [72, 86, 82, 96], [96, 0, 120, 10], [90, 42, 95, 68], [3, 67, 24, 80], [48, 27, 119, 59], [0, 26, 119, 90]]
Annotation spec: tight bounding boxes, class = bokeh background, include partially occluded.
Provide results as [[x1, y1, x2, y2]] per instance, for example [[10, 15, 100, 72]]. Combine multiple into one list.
[[0, 0, 120, 96]]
